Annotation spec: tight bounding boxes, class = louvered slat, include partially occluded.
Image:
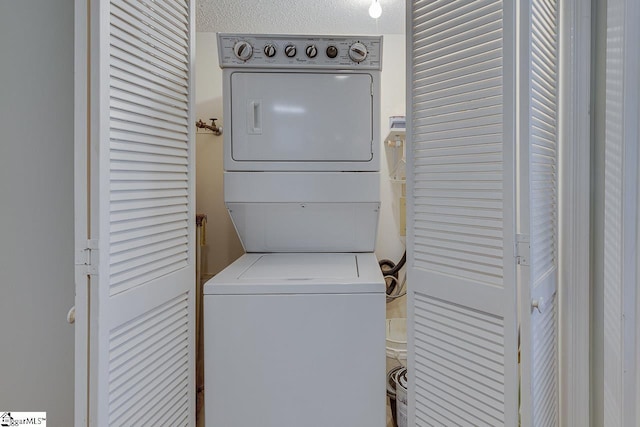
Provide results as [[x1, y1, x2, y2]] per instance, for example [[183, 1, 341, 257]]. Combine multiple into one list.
[[108, 293, 190, 426], [531, 296, 558, 426], [110, 79, 188, 115], [111, 119, 188, 143], [412, 0, 504, 288], [109, 0, 191, 295], [106, 1, 192, 419], [110, 250, 188, 291], [152, 0, 189, 25], [110, 10, 187, 58], [112, 0, 188, 49], [110, 140, 188, 158], [110, 98, 188, 128], [110, 88, 188, 123], [109, 212, 186, 235], [414, 294, 506, 426]]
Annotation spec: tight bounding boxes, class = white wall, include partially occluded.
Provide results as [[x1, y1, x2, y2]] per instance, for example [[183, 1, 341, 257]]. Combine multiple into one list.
[[0, 1, 75, 424], [195, 32, 245, 278], [195, 33, 407, 307]]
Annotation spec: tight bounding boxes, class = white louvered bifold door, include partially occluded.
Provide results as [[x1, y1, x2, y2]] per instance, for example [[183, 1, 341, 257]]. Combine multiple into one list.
[[406, 0, 519, 425], [78, 0, 196, 425], [518, 0, 560, 425]]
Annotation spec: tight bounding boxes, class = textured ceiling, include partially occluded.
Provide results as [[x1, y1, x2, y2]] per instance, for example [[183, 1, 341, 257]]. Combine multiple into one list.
[[196, 0, 405, 35]]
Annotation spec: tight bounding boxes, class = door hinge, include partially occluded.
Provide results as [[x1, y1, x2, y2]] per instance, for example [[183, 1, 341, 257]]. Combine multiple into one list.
[[75, 239, 98, 275], [516, 234, 530, 266]]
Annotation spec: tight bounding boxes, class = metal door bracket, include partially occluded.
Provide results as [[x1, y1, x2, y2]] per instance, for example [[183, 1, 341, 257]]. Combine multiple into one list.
[[75, 239, 99, 275], [516, 234, 530, 266]]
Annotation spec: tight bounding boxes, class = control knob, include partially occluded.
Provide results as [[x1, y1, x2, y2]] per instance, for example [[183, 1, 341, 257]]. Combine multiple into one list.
[[264, 44, 277, 57], [233, 41, 253, 61], [284, 44, 297, 58], [348, 42, 368, 63], [326, 45, 338, 58], [305, 45, 318, 58]]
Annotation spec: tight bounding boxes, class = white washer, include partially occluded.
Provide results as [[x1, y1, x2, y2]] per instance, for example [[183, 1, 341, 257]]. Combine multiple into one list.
[[205, 34, 385, 427], [204, 253, 385, 427]]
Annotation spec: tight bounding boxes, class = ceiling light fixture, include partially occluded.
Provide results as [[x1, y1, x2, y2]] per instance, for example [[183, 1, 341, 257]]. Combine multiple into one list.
[[368, 0, 382, 19]]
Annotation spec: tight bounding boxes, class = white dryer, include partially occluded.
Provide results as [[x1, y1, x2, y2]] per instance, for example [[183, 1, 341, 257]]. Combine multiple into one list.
[[204, 34, 385, 427]]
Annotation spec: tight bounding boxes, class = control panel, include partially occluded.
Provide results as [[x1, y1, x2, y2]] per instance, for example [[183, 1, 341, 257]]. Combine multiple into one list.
[[217, 33, 383, 70]]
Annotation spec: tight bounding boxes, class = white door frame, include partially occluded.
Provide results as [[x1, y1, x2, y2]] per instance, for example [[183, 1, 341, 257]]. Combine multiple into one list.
[[73, 0, 90, 424], [558, 0, 592, 425], [601, 0, 640, 422]]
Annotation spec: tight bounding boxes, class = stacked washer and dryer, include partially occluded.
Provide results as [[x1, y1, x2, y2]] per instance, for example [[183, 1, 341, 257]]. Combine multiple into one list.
[[204, 34, 386, 427]]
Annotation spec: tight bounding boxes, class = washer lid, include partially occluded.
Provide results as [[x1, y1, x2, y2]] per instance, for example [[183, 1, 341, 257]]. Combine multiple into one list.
[[204, 253, 385, 295]]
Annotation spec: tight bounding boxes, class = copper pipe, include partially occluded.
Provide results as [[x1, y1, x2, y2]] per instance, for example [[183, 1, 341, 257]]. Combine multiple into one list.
[[196, 118, 222, 135]]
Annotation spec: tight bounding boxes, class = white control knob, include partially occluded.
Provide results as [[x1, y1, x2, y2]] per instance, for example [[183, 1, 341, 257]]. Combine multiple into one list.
[[284, 44, 297, 58], [306, 45, 318, 58], [264, 44, 277, 57], [348, 42, 368, 62], [233, 41, 253, 61]]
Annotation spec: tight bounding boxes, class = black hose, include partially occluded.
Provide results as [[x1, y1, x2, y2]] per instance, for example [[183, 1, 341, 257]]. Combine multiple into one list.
[[387, 252, 406, 277], [379, 259, 398, 294], [379, 259, 398, 277], [379, 251, 406, 295]]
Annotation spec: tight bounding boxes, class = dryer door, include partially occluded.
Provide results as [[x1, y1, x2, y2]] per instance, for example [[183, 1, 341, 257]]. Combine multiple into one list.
[[230, 72, 374, 166]]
